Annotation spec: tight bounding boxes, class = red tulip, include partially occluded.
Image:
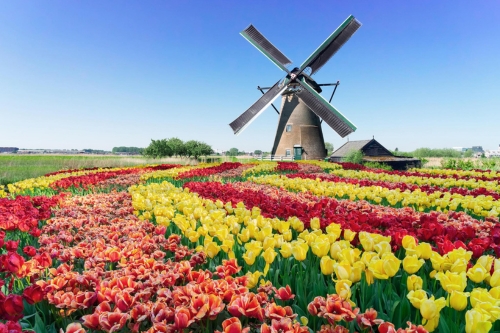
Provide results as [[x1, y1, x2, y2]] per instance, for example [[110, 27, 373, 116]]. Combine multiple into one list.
[[23, 284, 44, 304], [274, 285, 295, 301], [5, 240, 19, 251], [2, 294, 24, 321], [23, 245, 37, 257]]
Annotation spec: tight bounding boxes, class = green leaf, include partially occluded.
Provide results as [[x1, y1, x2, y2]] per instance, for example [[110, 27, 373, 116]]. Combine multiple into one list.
[[34, 313, 48, 333], [438, 315, 451, 333]]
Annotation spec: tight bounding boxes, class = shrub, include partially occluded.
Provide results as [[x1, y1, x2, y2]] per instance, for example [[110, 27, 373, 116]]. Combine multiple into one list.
[[342, 149, 364, 164]]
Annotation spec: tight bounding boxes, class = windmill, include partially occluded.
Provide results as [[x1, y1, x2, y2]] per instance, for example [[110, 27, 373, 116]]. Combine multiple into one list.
[[229, 15, 361, 160]]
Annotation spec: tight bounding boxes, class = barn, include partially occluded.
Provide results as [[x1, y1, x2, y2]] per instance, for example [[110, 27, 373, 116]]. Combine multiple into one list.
[[329, 139, 421, 170]]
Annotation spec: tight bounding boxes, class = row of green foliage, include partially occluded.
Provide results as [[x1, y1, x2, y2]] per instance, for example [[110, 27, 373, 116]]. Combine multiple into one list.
[[441, 157, 500, 171], [143, 137, 213, 159]]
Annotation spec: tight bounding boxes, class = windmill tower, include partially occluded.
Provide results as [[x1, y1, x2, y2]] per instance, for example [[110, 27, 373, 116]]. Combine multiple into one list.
[[229, 16, 361, 160]]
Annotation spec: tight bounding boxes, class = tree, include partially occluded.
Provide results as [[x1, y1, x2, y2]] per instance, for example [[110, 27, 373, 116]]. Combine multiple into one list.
[[463, 149, 473, 158], [228, 148, 239, 157], [254, 150, 262, 155], [164, 137, 186, 157], [185, 140, 214, 159], [143, 139, 172, 159], [325, 142, 334, 155]]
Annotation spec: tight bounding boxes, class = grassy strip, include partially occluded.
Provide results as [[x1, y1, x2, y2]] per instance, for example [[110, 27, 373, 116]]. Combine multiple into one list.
[[0, 155, 191, 186]]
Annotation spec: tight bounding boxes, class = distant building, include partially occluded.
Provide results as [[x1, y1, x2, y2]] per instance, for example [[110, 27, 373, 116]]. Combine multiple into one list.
[[485, 144, 500, 158], [0, 147, 19, 153], [329, 139, 421, 170], [471, 146, 484, 153]]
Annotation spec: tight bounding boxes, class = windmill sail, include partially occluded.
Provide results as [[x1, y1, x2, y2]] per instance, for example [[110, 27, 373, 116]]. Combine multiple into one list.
[[241, 25, 292, 72], [299, 15, 361, 75], [296, 78, 356, 138], [229, 80, 287, 135]]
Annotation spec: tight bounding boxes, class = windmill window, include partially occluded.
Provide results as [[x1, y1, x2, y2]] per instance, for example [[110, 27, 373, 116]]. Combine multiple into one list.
[[285, 149, 291, 156], [286, 124, 292, 132]]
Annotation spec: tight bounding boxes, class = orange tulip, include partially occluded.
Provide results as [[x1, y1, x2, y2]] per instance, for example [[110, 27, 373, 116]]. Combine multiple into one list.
[[215, 317, 250, 333], [228, 293, 265, 322]]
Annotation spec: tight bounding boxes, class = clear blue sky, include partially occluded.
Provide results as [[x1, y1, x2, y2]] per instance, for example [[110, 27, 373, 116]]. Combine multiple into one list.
[[1, 1, 499, 152]]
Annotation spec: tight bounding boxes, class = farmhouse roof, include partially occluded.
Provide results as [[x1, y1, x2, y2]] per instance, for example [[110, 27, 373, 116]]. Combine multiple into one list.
[[330, 140, 372, 158]]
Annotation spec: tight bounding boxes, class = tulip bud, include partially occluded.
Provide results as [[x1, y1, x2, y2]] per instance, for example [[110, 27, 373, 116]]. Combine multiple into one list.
[[407, 275, 423, 291], [450, 291, 469, 311]]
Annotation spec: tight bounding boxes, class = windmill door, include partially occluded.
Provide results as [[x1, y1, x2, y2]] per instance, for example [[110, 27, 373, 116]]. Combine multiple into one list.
[[293, 146, 303, 160]]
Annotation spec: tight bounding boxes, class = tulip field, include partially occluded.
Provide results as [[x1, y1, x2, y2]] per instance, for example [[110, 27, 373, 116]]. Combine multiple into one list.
[[1, 161, 500, 333]]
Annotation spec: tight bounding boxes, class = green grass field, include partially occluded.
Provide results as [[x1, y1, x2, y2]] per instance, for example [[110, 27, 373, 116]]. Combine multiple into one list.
[[0, 155, 191, 186]]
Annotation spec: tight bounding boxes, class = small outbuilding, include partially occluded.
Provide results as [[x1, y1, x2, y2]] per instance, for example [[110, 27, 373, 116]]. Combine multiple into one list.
[[329, 139, 421, 170]]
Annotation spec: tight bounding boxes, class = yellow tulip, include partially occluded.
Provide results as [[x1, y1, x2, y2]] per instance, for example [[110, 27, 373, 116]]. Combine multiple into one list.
[[325, 223, 342, 242], [403, 255, 425, 274], [374, 241, 392, 256], [407, 275, 423, 291], [402, 235, 417, 250], [243, 251, 258, 265], [310, 217, 321, 230], [238, 228, 250, 243], [430, 251, 445, 271], [435, 271, 467, 293], [246, 271, 263, 288], [450, 258, 468, 273], [280, 242, 293, 258], [489, 286, 500, 299], [381, 253, 401, 278], [423, 315, 440, 332], [338, 248, 360, 265], [490, 271, 500, 288], [335, 279, 352, 300], [416, 242, 432, 259], [358, 232, 375, 251], [467, 264, 489, 284], [465, 309, 492, 333], [204, 242, 220, 259], [343, 229, 356, 242], [291, 241, 308, 261], [334, 261, 352, 281], [311, 235, 330, 258], [320, 256, 335, 275], [470, 288, 498, 308], [450, 291, 469, 311], [407, 289, 428, 309], [420, 296, 446, 320], [350, 261, 364, 283], [262, 247, 277, 264], [289, 216, 304, 232], [477, 255, 494, 272], [263, 237, 276, 250]]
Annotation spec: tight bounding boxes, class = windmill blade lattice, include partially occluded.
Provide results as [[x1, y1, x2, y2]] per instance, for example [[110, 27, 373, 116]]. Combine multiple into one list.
[[296, 78, 356, 138], [240, 24, 293, 72], [299, 15, 362, 75], [229, 80, 287, 135]]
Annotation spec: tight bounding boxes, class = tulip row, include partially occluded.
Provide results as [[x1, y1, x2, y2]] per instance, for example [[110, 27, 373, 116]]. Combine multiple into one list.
[[7, 164, 180, 195], [250, 174, 500, 219], [360, 166, 500, 182], [333, 169, 500, 190], [289, 172, 500, 200], [407, 168, 500, 181], [130, 180, 500, 332], [176, 162, 243, 179], [183, 180, 500, 257]]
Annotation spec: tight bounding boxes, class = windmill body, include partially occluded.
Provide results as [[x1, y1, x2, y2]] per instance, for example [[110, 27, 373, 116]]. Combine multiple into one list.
[[229, 16, 362, 160], [272, 79, 326, 160]]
